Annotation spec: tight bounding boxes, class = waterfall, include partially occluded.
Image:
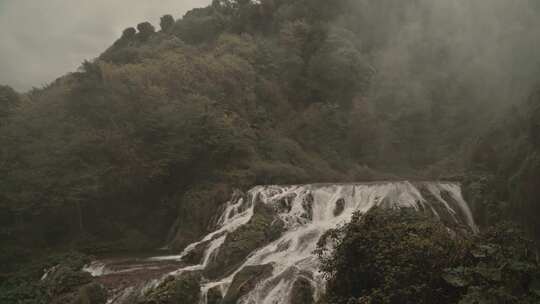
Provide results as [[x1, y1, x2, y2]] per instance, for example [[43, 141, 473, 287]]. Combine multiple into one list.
[[94, 181, 477, 304]]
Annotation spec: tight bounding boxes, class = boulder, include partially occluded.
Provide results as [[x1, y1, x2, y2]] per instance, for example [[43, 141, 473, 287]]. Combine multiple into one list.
[[333, 198, 345, 216], [140, 272, 201, 304], [204, 199, 284, 279], [274, 193, 297, 213], [72, 283, 107, 304], [222, 264, 274, 304], [182, 240, 210, 265], [170, 184, 232, 251], [289, 277, 315, 304], [43, 265, 93, 297], [207, 286, 223, 304]]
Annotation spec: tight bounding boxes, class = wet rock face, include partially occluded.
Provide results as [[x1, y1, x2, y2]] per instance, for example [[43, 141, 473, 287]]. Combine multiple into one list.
[[439, 190, 474, 235], [333, 198, 345, 216], [204, 200, 284, 279], [182, 240, 210, 265], [289, 277, 315, 304], [301, 193, 314, 220], [419, 187, 464, 232], [140, 272, 201, 304], [73, 283, 107, 304], [207, 286, 223, 304], [275, 193, 297, 213], [222, 190, 249, 222], [170, 184, 233, 251], [441, 190, 467, 222], [236, 191, 251, 214], [222, 264, 274, 304]]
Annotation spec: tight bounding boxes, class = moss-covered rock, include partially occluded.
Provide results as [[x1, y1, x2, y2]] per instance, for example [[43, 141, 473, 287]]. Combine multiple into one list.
[[0, 251, 93, 304], [274, 192, 297, 213], [301, 193, 314, 221], [182, 231, 228, 266], [204, 198, 284, 279], [140, 272, 201, 304], [170, 184, 232, 251], [207, 286, 223, 304], [222, 264, 274, 304], [182, 240, 210, 265], [43, 266, 93, 297], [418, 187, 466, 232], [40, 263, 103, 304], [289, 277, 315, 304], [333, 198, 345, 217], [72, 283, 107, 304]]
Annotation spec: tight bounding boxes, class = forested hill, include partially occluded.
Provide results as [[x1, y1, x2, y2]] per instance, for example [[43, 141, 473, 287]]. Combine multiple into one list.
[[1, 0, 540, 277]]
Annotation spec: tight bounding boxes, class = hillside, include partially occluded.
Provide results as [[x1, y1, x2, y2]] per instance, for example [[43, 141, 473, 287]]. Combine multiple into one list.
[[1, 0, 540, 303]]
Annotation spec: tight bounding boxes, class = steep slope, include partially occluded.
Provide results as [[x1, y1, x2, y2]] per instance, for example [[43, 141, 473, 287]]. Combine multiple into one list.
[[2, 0, 540, 277]]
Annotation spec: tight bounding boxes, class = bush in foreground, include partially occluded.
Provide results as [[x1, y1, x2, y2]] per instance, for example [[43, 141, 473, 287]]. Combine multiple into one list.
[[317, 208, 540, 304]]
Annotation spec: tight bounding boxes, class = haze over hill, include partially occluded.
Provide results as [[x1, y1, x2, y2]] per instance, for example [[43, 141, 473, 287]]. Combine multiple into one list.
[[1, 1, 540, 303], [0, 0, 210, 91]]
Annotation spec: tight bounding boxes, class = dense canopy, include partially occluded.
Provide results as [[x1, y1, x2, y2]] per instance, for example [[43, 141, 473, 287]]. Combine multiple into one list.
[[1, 1, 540, 303]]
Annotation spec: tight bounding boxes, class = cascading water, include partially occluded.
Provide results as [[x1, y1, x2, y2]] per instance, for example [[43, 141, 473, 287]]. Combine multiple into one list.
[[88, 182, 477, 304]]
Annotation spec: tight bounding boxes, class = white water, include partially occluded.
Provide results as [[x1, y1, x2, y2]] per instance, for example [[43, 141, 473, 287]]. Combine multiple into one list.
[[83, 261, 109, 276], [105, 182, 477, 304], [149, 194, 252, 263]]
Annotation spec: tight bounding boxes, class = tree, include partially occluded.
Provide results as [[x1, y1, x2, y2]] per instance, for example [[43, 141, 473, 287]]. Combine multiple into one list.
[[137, 22, 155, 41], [121, 27, 136, 40], [0, 85, 19, 121], [172, 8, 227, 44], [317, 208, 468, 304], [318, 209, 540, 304], [443, 223, 540, 304], [160, 15, 175, 32], [527, 88, 540, 148], [307, 26, 374, 107]]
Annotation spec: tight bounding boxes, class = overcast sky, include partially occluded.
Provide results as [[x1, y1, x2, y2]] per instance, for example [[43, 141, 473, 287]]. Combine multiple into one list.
[[0, 0, 210, 92]]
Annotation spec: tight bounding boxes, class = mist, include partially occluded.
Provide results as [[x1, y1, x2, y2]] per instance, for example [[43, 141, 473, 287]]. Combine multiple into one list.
[[3, 1, 540, 303], [0, 0, 210, 92], [348, 0, 540, 110]]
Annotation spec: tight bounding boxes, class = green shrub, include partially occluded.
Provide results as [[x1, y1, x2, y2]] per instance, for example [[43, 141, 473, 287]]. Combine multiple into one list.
[[318, 209, 540, 304], [317, 208, 468, 304]]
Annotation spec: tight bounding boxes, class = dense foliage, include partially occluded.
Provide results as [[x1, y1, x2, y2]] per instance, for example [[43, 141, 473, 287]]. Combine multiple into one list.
[[1, 0, 540, 302], [466, 87, 540, 239], [0, 251, 100, 304], [318, 209, 540, 304]]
